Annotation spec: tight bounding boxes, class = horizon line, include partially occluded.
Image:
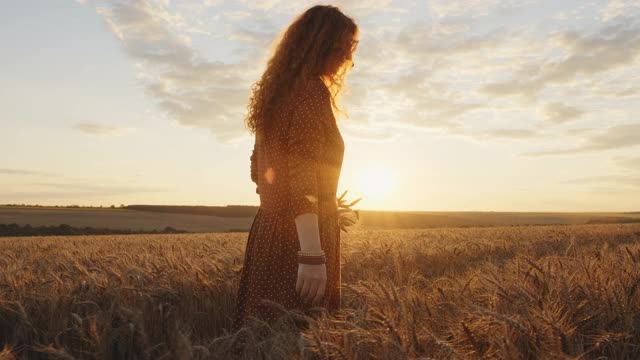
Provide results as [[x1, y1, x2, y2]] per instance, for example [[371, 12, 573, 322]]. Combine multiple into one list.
[[1, 203, 638, 214]]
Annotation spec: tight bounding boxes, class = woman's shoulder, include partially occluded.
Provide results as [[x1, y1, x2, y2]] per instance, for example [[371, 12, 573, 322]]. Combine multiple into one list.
[[287, 76, 332, 130], [300, 75, 330, 101]]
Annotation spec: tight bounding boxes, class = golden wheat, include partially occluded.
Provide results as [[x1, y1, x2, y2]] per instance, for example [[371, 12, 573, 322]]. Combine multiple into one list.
[[0, 224, 639, 359]]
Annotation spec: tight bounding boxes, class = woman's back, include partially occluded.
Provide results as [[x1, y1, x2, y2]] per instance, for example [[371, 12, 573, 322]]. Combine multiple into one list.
[[252, 76, 344, 217]]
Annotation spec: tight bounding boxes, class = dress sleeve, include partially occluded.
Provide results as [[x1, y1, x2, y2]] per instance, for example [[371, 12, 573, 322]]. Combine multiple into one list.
[[250, 140, 259, 194], [287, 84, 327, 217]]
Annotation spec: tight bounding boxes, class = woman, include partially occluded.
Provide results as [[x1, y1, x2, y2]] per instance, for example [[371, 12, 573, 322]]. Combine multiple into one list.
[[231, 5, 359, 332]]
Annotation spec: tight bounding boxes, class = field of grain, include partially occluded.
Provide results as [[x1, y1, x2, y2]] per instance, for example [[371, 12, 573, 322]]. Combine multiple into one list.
[[3, 206, 640, 233], [0, 207, 253, 233], [2, 224, 640, 359]]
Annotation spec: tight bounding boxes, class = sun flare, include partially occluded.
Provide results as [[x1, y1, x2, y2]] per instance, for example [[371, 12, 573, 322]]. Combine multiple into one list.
[[357, 165, 396, 198]]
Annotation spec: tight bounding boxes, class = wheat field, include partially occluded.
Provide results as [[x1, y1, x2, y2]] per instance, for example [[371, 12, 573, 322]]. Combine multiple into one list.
[[1, 223, 640, 359]]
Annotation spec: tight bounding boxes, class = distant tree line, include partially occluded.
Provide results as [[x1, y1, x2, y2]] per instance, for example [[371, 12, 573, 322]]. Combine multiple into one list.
[[125, 205, 259, 218], [586, 217, 640, 224], [1, 204, 260, 217], [2, 203, 126, 209], [0, 223, 189, 237]]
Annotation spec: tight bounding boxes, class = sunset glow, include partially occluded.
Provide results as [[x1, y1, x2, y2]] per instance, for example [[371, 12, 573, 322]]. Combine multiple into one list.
[[1, 1, 639, 211], [357, 165, 396, 199]]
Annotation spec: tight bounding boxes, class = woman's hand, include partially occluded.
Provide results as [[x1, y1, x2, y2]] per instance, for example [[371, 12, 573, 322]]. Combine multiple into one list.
[[296, 263, 327, 306], [294, 213, 326, 305]]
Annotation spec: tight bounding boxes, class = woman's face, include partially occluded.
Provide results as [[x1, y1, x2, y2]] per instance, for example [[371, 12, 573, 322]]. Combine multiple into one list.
[[324, 28, 359, 77], [346, 28, 359, 68]]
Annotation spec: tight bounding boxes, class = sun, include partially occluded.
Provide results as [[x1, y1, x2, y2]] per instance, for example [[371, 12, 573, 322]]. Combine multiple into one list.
[[357, 165, 396, 198]]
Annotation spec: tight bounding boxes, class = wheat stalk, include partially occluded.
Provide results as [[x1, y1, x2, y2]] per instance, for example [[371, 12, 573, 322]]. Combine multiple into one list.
[[336, 190, 362, 233]]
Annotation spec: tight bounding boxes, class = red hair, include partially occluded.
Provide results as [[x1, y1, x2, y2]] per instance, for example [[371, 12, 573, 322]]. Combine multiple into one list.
[[244, 5, 358, 135]]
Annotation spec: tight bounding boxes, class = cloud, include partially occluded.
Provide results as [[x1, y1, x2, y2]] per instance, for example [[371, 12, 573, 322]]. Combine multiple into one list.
[[73, 122, 132, 135], [524, 123, 640, 156], [340, 123, 399, 142], [222, 10, 252, 21], [1, 180, 171, 203], [542, 102, 585, 124], [90, 0, 548, 142], [481, 18, 640, 101], [237, 0, 285, 10], [355, 66, 484, 129], [229, 27, 276, 43], [85, 0, 639, 150], [612, 156, 640, 171], [108, 1, 532, 134], [236, 0, 396, 14], [560, 174, 640, 188], [204, 0, 224, 7], [94, 0, 264, 142], [97, 1, 194, 66], [349, 22, 543, 133], [601, 0, 640, 22], [428, 0, 533, 19], [0, 169, 56, 176], [586, 81, 640, 98], [413, 98, 482, 127], [395, 22, 518, 59], [466, 128, 540, 140]]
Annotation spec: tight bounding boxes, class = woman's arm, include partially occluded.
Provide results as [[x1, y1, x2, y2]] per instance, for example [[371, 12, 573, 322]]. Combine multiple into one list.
[[294, 213, 322, 252], [287, 82, 326, 238], [287, 81, 329, 305]]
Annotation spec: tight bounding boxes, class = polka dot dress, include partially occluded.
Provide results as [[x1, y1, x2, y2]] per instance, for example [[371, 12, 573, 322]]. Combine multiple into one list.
[[232, 76, 345, 332]]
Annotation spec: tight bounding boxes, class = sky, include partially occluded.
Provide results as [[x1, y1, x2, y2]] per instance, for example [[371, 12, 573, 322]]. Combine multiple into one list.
[[1, 0, 639, 212]]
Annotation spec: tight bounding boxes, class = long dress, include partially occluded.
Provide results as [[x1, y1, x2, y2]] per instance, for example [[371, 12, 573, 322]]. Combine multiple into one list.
[[231, 76, 345, 332]]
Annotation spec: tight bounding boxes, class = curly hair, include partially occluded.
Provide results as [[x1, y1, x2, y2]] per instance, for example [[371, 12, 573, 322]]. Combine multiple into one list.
[[244, 5, 358, 135]]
